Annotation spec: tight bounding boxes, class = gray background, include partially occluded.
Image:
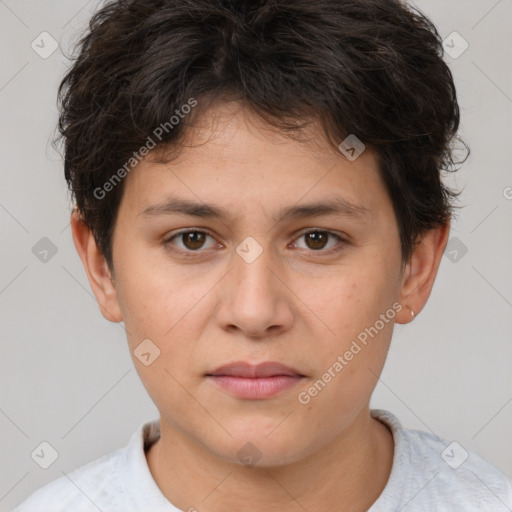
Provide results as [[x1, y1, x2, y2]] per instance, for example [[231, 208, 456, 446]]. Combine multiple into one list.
[[1, 0, 511, 510]]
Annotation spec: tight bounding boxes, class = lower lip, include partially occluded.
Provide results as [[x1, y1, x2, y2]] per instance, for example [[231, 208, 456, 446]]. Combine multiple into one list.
[[208, 375, 303, 399]]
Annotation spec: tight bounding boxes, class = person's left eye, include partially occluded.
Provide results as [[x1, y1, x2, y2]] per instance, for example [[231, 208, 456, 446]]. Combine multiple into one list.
[[291, 230, 346, 252]]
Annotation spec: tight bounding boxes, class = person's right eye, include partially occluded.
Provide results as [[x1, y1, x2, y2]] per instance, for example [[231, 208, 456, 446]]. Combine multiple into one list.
[[163, 229, 220, 255]]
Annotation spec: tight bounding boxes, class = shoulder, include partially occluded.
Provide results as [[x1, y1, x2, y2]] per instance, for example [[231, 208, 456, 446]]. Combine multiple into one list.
[[11, 446, 126, 512], [10, 420, 159, 512], [370, 409, 512, 511]]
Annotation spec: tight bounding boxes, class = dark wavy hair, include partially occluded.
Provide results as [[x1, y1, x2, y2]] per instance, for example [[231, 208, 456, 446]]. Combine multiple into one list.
[[54, 0, 468, 272]]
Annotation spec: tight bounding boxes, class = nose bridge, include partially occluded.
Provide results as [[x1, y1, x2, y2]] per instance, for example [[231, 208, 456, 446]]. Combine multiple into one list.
[[219, 236, 291, 337], [232, 235, 278, 304]]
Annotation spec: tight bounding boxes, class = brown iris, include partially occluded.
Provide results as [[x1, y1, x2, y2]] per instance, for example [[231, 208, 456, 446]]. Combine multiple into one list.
[[181, 231, 207, 250], [304, 231, 329, 250]]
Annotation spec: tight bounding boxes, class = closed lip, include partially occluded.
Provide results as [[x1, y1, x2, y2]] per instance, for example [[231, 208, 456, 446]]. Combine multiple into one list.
[[207, 361, 305, 378]]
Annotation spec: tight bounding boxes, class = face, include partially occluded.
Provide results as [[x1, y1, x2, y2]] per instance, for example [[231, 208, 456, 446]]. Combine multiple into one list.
[[88, 101, 417, 466]]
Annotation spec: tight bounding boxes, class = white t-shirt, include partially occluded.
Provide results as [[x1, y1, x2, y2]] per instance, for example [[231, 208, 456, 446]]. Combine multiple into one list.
[[12, 409, 512, 511]]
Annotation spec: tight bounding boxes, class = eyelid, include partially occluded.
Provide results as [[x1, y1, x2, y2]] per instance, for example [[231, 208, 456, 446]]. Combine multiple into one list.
[[164, 228, 214, 241], [293, 227, 348, 242]]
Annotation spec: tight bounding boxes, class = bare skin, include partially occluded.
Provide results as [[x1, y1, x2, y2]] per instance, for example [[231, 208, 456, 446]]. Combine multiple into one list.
[[71, 101, 449, 511]]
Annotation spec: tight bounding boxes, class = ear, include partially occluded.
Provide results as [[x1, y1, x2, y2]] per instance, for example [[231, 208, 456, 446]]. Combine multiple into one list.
[[395, 220, 450, 324], [70, 209, 123, 323]]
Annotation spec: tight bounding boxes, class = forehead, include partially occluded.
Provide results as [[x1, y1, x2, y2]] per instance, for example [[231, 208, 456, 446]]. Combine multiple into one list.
[[120, 101, 389, 220], [161, 100, 361, 163]]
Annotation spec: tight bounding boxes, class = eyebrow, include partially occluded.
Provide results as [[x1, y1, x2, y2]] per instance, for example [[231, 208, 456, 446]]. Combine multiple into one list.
[[140, 196, 371, 222]]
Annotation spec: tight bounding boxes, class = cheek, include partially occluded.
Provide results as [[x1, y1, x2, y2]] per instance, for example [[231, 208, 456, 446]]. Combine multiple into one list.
[[115, 264, 215, 391], [309, 263, 395, 328], [303, 259, 398, 373], [117, 270, 202, 408], [298, 280, 396, 429], [115, 257, 205, 339]]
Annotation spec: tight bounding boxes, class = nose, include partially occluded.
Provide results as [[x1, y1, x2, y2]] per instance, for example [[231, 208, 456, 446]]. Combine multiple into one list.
[[215, 242, 294, 339]]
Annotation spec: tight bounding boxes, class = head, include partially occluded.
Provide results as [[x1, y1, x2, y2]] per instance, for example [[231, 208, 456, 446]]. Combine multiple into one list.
[[59, 0, 467, 467]]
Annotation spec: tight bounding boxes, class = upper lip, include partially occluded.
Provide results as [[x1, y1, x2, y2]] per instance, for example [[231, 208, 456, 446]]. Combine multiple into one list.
[[207, 361, 304, 378]]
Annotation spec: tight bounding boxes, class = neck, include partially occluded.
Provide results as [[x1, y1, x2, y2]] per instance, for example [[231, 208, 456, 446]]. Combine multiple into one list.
[[146, 407, 394, 512]]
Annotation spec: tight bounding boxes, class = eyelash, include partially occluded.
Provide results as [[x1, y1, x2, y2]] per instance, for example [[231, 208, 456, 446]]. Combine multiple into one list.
[[162, 229, 348, 257]]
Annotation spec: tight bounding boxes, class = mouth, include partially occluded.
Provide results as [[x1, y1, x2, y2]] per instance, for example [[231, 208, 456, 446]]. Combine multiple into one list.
[[206, 361, 306, 400]]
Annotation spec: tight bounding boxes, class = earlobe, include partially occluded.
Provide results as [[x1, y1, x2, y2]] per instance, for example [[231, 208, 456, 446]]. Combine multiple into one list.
[[70, 209, 123, 323], [395, 221, 450, 324]]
